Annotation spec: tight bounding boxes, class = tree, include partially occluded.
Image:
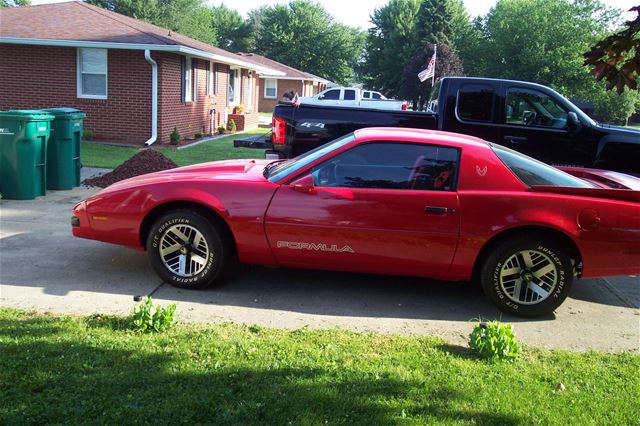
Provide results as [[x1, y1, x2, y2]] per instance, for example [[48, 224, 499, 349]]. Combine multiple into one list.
[[584, 6, 640, 94], [361, 0, 464, 99], [401, 43, 464, 109], [252, 0, 365, 84], [1, 0, 30, 6], [209, 5, 253, 52], [592, 88, 640, 124], [87, 0, 217, 45]]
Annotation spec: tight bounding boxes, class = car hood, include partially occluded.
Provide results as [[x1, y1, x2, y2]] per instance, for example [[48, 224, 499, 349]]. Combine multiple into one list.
[[98, 159, 272, 194], [596, 123, 640, 139]]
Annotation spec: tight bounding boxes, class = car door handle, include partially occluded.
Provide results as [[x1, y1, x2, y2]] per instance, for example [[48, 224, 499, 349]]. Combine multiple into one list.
[[424, 206, 448, 215], [504, 135, 527, 144]]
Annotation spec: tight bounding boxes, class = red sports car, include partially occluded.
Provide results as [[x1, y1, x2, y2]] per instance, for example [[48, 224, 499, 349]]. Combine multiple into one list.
[[72, 128, 640, 317]]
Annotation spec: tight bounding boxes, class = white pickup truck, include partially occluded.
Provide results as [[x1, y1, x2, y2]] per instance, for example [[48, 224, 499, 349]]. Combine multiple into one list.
[[301, 87, 407, 110]]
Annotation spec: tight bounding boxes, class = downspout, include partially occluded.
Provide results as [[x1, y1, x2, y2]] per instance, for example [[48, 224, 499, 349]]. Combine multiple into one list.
[[144, 49, 158, 146]]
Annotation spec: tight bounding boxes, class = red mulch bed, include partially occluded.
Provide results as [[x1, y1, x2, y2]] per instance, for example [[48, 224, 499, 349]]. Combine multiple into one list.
[[83, 148, 178, 188]]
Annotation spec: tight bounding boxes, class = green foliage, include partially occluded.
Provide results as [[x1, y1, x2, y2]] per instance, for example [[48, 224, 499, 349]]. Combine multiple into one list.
[[87, 0, 217, 45], [2, 308, 640, 424], [592, 86, 640, 124], [130, 296, 176, 333], [194, 131, 203, 138], [253, 0, 365, 84], [210, 4, 254, 52], [469, 320, 521, 362], [584, 7, 640, 93], [1, 0, 30, 6], [361, 0, 465, 99], [82, 129, 94, 141], [217, 126, 226, 135], [226, 119, 237, 133], [170, 127, 180, 145]]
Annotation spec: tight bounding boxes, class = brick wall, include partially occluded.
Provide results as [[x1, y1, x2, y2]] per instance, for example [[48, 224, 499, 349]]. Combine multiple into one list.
[[156, 53, 231, 144], [0, 44, 151, 143], [258, 78, 303, 112]]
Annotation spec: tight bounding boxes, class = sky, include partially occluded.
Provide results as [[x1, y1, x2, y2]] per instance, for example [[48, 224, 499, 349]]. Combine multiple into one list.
[[29, 0, 639, 28]]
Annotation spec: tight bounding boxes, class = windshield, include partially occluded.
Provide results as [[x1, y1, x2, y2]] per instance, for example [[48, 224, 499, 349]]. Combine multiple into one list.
[[491, 144, 596, 188], [267, 133, 357, 182]]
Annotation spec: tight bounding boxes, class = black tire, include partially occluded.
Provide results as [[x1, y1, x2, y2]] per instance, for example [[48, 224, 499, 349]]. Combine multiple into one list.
[[146, 209, 226, 289], [480, 237, 573, 317]]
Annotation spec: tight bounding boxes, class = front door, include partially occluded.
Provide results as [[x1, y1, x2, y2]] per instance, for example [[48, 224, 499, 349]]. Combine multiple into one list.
[[264, 142, 461, 278]]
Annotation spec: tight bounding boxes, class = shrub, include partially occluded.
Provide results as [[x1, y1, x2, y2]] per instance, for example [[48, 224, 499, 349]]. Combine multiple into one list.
[[217, 126, 226, 135], [130, 296, 176, 333], [170, 127, 180, 145], [195, 131, 203, 138], [226, 119, 237, 132], [234, 104, 245, 114], [469, 320, 521, 362], [82, 129, 94, 141]]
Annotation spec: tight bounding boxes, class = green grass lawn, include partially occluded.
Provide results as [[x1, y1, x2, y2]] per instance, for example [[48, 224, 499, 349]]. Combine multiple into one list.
[[1, 308, 638, 425], [82, 128, 270, 169]]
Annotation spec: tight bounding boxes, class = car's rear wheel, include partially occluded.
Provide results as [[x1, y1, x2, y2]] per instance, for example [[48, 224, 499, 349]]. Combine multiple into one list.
[[480, 237, 573, 317], [146, 210, 226, 289]]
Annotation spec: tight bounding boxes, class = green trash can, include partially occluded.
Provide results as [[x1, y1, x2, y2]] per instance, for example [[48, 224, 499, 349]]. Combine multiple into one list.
[[43, 108, 86, 190], [0, 110, 54, 200]]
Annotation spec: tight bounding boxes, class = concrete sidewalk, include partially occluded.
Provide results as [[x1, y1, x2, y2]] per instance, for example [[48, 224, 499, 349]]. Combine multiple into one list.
[[0, 183, 638, 352]]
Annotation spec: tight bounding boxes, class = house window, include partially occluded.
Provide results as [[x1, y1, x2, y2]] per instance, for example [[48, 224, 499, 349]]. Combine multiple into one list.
[[264, 78, 277, 99], [214, 64, 219, 95], [192, 59, 198, 102], [247, 73, 253, 111], [206, 62, 211, 96], [228, 68, 240, 105], [77, 48, 107, 99], [182, 56, 192, 102]]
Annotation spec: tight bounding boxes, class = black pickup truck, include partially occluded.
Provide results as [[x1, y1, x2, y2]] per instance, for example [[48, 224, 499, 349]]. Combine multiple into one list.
[[235, 77, 640, 174]]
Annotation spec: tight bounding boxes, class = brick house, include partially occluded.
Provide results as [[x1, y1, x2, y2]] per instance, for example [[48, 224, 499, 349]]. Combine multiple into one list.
[[236, 53, 330, 113], [0, 2, 282, 145]]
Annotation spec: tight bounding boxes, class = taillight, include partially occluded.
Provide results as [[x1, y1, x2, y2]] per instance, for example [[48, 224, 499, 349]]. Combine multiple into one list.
[[402, 102, 408, 111], [272, 116, 286, 145]]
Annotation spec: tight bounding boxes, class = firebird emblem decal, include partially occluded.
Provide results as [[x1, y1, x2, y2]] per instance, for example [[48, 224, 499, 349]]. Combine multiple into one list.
[[476, 165, 488, 177], [277, 241, 355, 253]]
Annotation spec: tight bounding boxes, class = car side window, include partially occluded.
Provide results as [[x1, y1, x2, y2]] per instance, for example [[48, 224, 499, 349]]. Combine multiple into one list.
[[506, 88, 568, 128], [311, 142, 459, 191], [344, 90, 356, 100], [372, 92, 382, 99], [363, 92, 370, 99], [456, 84, 494, 122], [322, 89, 340, 100]]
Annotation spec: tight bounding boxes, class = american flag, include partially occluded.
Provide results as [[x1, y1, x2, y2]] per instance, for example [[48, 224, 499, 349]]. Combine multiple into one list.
[[418, 47, 437, 82]]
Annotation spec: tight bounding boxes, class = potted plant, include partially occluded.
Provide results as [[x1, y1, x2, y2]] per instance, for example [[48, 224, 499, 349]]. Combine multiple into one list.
[[233, 104, 245, 114]]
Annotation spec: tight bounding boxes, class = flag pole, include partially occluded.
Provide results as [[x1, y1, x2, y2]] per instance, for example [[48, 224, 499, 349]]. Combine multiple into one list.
[[432, 44, 437, 85]]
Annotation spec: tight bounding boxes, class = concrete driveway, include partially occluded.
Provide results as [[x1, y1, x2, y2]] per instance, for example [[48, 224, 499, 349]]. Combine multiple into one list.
[[1, 176, 638, 352]]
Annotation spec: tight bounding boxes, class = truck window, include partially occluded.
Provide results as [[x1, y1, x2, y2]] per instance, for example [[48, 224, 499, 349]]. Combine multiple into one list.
[[506, 88, 568, 128], [344, 90, 356, 101], [311, 142, 459, 191], [372, 92, 382, 99], [456, 84, 494, 122], [323, 89, 340, 100], [363, 92, 370, 99]]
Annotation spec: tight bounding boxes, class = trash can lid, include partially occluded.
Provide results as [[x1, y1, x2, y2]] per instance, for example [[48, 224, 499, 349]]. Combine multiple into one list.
[[0, 110, 55, 120], [42, 107, 86, 119]]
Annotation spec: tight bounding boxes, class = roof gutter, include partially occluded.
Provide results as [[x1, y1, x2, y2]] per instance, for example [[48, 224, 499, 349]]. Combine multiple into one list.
[[0, 37, 285, 76], [143, 49, 157, 146]]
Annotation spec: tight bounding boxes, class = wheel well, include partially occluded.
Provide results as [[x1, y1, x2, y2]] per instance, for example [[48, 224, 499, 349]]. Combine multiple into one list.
[[139, 201, 237, 255], [471, 226, 582, 282]]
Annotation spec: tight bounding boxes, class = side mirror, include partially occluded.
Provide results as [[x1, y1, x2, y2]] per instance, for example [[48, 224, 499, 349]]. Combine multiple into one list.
[[290, 174, 316, 194], [567, 112, 582, 132]]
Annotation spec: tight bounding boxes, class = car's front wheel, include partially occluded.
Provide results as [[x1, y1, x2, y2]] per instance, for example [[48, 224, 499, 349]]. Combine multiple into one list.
[[480, 237, 573, 317], [146, 209, 226, 289]]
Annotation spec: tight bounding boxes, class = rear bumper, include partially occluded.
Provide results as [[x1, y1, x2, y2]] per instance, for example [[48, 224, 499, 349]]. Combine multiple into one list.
[[234, 135, 273, 150]]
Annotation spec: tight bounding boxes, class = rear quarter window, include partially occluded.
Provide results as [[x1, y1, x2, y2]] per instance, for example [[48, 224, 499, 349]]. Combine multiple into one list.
[[457, 84, 494, 122]]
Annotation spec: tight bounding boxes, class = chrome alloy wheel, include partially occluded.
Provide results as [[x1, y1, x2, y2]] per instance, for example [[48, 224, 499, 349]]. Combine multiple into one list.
[[159, 224, 210, 277], [499, 249, 558, 305]]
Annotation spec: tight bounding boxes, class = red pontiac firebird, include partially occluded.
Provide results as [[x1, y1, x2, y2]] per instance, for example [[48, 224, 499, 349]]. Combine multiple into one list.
[[72, 128, 640, 317]]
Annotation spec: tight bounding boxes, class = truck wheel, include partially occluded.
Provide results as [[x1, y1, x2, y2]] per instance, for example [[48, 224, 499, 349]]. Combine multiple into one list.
[[146, 210, 226, 289], [480, 237, 573, 317]]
